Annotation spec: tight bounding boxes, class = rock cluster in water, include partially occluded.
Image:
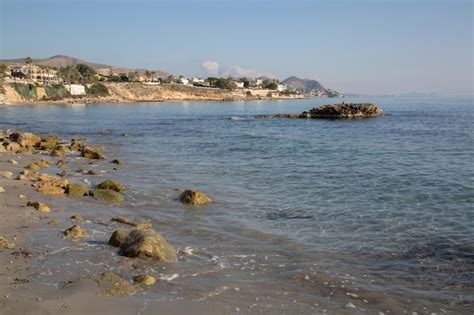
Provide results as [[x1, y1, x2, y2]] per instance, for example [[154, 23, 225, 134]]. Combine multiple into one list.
[[256, 103, 383, 119]]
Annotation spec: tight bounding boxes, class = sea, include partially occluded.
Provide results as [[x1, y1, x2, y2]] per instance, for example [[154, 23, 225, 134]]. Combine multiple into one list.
[[0, 95, 472, 314]]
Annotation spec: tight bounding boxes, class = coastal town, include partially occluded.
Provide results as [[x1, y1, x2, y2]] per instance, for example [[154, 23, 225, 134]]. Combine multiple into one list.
[[0, 56, 342, 104]]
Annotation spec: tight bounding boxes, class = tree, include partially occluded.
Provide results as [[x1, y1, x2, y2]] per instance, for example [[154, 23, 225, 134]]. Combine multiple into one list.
[[75, 63, 96, 83], [59, 65, 81, 84], [262, 79, 278, 90], [25, 57, 32, 65], [0, 64, 7, 78], [128, 71, 139, 82]]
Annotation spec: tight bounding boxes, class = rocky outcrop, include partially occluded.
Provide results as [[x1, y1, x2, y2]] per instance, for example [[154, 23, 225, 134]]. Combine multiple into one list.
[[111, 217, 152, 229], [256, 103, 383, 120], [108, 228, 177, 262], [9, 132, 41, 148], [179, 190, 211, 205]]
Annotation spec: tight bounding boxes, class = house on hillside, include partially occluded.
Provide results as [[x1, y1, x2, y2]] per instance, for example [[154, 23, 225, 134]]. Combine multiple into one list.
[[65, 84, 86, 95]]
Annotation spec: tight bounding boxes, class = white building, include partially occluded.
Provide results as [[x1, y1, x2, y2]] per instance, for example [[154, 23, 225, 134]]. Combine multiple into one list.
[[178, 77, 189, 85], [191, 77, 205, 84], [65, 84, 86, 95], [234, 81, 245, 88], [277, 84, 287, 92]]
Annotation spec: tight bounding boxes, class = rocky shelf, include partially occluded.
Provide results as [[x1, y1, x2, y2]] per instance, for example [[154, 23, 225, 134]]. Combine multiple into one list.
[[256, 103, 384, 119]]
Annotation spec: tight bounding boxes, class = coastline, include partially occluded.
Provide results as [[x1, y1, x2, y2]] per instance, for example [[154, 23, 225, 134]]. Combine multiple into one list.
[[0, 82, 307, 105]]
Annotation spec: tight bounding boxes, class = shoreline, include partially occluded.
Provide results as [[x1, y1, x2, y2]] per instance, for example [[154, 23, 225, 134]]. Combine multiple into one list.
[[1, 82, 309, 105]]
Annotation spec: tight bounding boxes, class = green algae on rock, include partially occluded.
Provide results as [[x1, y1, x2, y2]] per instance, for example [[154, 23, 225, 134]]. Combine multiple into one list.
[[90, 272, 137, 297], [81, 146, 106, 160], [66, 183, 88, 197], [64, 225, 87, 239], [89, 188, 124, 203], [97, 179, 126, 192]]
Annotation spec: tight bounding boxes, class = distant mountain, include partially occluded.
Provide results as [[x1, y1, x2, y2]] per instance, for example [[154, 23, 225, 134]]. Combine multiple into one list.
[[0, 55, 169, 77], [282, 76, 325, 92]]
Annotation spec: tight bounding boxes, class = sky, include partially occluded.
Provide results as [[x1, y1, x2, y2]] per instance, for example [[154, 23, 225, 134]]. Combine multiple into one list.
[[0, 0, 472, 94]]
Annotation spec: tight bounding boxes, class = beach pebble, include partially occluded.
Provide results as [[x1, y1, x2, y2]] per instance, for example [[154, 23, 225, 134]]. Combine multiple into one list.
[[70, 214, 84, 221], [16, 174, 28, 181], [1, 171, 13, 179], [19, 194, 26, 199], [0, 186, 5, 193], [9, 159, 18, 165], [48, 219, 60, 226]]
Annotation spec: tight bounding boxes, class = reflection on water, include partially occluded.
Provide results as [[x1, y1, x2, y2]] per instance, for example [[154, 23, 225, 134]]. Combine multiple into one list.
[[1, 95, 473, 313]]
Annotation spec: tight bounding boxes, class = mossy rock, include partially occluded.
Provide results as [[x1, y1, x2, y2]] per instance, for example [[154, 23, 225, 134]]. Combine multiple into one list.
[[97, 180, 126, 192], [90, 272, 137, 297], [89, 189, 124, 203], [179, 190, 211, 205], [66, 183, 88, 197], [64, 225, 87, 239]]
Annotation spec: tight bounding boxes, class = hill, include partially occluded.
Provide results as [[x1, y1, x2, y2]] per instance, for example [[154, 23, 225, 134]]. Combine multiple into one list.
[[0, 55, 169, 77], [282, 76, 326, 92]]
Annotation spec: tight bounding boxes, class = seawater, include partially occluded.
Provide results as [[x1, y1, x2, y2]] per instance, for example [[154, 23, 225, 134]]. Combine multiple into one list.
[[1, 95, 473, 314]]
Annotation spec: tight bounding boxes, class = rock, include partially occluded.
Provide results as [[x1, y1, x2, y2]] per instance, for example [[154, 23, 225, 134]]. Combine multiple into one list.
[[86, 170, 99, 175], [72, 136, 86, 142], [19, 194, 26, 199], [27, 201, 51, 213], [48, 219, 59, 226], [0, 145, 6, 153], [26, 159, 51, 171], [16, 174, 27, 181], [90, 272, 137, 297], [133, 275, 156, 286], [111, 159, 123, 165], [5, 142, 21, 152], [306, 103, 383, 118], [0, 171, 13, 179], [56, 160, 68, 169], [108, 228, 177, 262], [70, 214, 84, 221], [37, 135, 61, 151], [97, 180, 126, 192], [50, 148, 66, 157], [32, 173, 69, 195], [66, 183, 88, 197], [81, 146, 105, 160], [111, 217, 152, 229], [9, 159, 18, 165], [256, 103, 384, 120], [0, 236, 15, 249], [179, 190, 211, 205], [69, 141, 82, 151], [75, 168, 85, 173], [89, 189, 124, 203], [121, 133, 129, 137], [64, 225, 87, 239], [0, 186, 5, 193], [9, 132, 41, 148]]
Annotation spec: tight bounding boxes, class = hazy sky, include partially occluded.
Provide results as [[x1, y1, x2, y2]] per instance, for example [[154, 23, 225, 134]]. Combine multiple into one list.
[[1, 0, 472, 94]]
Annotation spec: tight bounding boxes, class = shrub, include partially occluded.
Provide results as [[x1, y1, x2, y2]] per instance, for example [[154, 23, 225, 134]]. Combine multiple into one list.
[[86, 83, 109, 96], [44, 85, 69, 100]]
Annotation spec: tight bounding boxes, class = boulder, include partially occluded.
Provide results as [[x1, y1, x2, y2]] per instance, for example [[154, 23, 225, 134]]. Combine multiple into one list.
[[9, 132, 41, 148], [90, 272, 137, 297], [37, 135, 61, 150], [108, 228, 177, 262], [5, 142, 21, 152], [97, 180, 126, 192], [179, 190, 211, 205], [9, 159, 18, 165], [27, 201, 51, 213], [0, 236, 15, 249], [48, 219, 59, 226], [16, 174, 28, 181], [81, 146, 105, 160], [69, 141, 82, 151], [66, 183, 88, 197], [64, 225, 87, 239], [50, 148, 66, 157], [89, 189, 124, 203]]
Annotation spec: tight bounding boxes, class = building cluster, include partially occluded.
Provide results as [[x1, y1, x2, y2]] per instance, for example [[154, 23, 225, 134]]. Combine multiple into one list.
[[3, 64, 61, 85]]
